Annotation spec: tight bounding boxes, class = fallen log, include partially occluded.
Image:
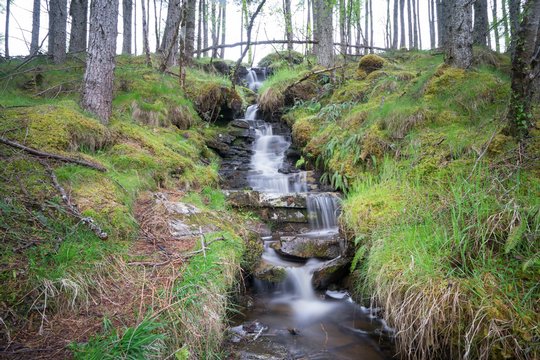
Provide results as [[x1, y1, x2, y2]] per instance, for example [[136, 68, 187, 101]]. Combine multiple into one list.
[[0, 136, 107, 172]]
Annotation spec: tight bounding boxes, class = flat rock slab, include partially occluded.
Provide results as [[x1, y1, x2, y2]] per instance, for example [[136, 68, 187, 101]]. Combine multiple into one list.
[[224, 190, 341, 209], [272, 234, 342, 260], [253, 261, 287, 283]]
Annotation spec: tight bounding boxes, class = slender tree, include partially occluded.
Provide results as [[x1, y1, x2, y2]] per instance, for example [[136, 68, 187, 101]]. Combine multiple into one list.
[[48, 0, 67, 63], [197, 0, 202, 57], [437, 0, 445, 47], [182, 0, 196, 62], [203, 0, 208, 56], [392, 0, 398, 49], [134, 0, 137, 54], [416, 0, 421, 48], [141, 0, 151, 66], [154, 0, 160, 51], [219, 0, 226, 58], [386, 0, 391, 48], [30, 0, 40, 54], [315, 0, 334, 65], [445, 0, 473, 69], [429, 0, 435, 49], [364, 0, 369, 54], [122, 0, 133, 54], [412, 0, 418, 49], [407, 0, 413, 49], [473, 0, 490, 46], [285, 0, 294, 53], [369, 0, 373, 52], [399, 0, 406, 48], [339, 0, 347, 55], [509, 0, 521, 54], [502, 0, 510, 50], [492, 0, 501, 52], [82, 0, 119, 124], [68, 0, 88, 53], [159, 0, 182, 67], [5, 0, 10, 57], [507, 0, 540, 137]]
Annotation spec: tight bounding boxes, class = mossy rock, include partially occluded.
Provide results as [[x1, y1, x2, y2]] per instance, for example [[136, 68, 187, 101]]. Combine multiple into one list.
[[358, 54, 386, 74], [253, 262, 287, 283], [258, 50, 304, 68]]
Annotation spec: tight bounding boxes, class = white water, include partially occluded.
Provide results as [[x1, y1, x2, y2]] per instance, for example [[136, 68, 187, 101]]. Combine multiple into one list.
[[246, 69, 263, 92], [306, 194, 341, 236]]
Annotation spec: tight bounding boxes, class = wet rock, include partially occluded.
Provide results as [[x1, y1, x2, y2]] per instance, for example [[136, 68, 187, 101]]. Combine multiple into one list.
[[278, 164, 300, 174], [253, 262, 287, 283], [230, 119, 250, 129], [260, 208, 308, 223], [224, 191, 308, 208], [206, 138, 230, 156], [311, 257, 350, 290], [272, 235, 342, 259]]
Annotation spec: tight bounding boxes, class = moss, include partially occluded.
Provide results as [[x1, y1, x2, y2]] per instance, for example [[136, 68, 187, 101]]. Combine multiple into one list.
[[358, 54, 386, 74], [258, 50, 305, 68], [292, 116, 317, 147], [331, 80, 370, 103], [4, 102, 112, 153]]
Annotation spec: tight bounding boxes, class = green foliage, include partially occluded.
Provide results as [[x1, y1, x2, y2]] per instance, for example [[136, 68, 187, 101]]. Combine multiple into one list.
[[258, 50, 305, 69], [71, 318, 165, 360]]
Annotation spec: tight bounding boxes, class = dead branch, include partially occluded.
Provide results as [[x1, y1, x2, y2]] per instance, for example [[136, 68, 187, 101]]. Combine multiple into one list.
[[40, 160, 108, 240], [0, 136, 107, 172], [284, 65, 344, 93]]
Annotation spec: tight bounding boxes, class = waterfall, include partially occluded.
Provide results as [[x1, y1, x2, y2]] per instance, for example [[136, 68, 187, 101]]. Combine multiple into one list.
[[306, 194, 341, 235], [246, 69, 262, 92]]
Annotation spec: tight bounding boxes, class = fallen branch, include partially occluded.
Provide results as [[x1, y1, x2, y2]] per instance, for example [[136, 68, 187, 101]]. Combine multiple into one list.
[[284, 65, 344, 93], [40, 160, 108, 240], [0, 136, 107, 172]]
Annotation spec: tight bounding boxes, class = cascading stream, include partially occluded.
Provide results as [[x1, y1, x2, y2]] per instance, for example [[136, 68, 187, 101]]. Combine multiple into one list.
[[231, 69, 393, 359]]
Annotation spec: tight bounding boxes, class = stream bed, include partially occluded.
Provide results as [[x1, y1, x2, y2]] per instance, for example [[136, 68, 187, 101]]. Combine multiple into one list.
[[223, 70, 395, 359]]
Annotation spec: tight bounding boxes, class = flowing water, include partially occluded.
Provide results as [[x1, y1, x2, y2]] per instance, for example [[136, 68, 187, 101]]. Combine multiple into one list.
[[230, 70, 393, 359]]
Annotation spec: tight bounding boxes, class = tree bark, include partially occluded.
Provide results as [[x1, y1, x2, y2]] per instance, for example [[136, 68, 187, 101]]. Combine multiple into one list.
[[68, 0, 88, 53], [82, 0, 119, 125], [392, 0, 398, 49], [219, 0, 226, 58], [407, 0, 413, 49], [315, 0, 334, 66], [159, 0, 182, 67], [437, 0, 446, 47], [203, 0, 208, 56], [507, 0, 540, 137], [141, 0, 151, 66], [154, 0, 160, 51], [473, 0, 489, 46], [355, 0, 363, 55], [412, 0, 418, 49], [5, 0, 10, 58], [48, 0, 68, 63], [197, 0, 202, 57], [339, 0, 347, 55], [122, 0, 133, 54], [211, 0, 218, 58], [509, 0, 521, 54], [364, 0, 369, 54], [492, 0, 501, 52], [416, 0, 421, 48], [429, 0, 435, 48], [445, 0, 473, 69], [399, 0, 406, 48], [30, 0, 41, 55], [134, 0, 138, 54], [306, 0, 312, 54], [285, 0, 294, 53], [386, 0, 391, 49], [502, 0, 510, 50], [369, 0, 373, 53]]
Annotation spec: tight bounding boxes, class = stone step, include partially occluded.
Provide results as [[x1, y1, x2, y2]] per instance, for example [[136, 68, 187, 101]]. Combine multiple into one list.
[[223, 190, 341, 209]]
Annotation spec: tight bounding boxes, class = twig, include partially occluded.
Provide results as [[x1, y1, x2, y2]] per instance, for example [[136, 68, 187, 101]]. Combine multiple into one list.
[[284, 65, 344, 94], [0, 136, 107, 172], [40, 160, 108, 240], [200, 226, 206, 259]]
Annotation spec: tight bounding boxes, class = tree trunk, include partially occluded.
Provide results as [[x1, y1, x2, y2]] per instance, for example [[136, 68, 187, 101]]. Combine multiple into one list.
[[48, 0, 67, 63], [437, 0, 446, 47], [502, 0, 510, 50], [507, 0, 540, 137], [203, 0, 208, 56], [182, 0, 196, 62], [492, 0, 501, 52], [220, 0, 226, 58], [416, 0, 421, 48], [364, 0, 369, 54], [445, 0, 473, 69], [211, 0, 218, 58], [122, 0, 132, 54], [386, 0, 391, 49], [134, 0, 138, 54], [509, 0, 521, 54], [5, 0, 10, 58], [197, 0, 202, 57], [159, 0, 182, 67], [30, 0, 41, 54], [315, 0, 334, 66], [473, 0, 489, 46], [412, 0, 419, 49], [154, 0, 160, 51], [82, 0, 119, 125], [69, 0, 88, 53], [306, 0, 312, 54], [407, 0, 413, 49], [392, 0, 398, 49], [312, 0, 320, 55], [339, 0, 347, 55], [355, 0, 363, 55], [399, 0, 406, 48], [429, 0, 435, 49], [369, 0, 373, 53], [284, 0, 294, 53], [141, 0, 151, 66], [347, 0, 352, 54]]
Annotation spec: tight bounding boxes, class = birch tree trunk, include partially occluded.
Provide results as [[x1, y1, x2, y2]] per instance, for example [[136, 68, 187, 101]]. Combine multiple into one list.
[[386, 0, 391, 49], [30, 0, 41, 54], [197, 0, 202, 57], [429, 0, 435, 49], [183, 0, 196, 62], [69, 0, 88, 53], [399, 0, 406, 48], [82, 0, 119, 125], [49, 0, 67, 64], [219, 0, 226, 58], [284, 0, 294, 53], [412, 0, 418, 49], [203, 0, 208, 56], [407, 0, 413, 49], [445, 0, 473, 69], [122, 0, 133, 54], [492, 0, 501, 52], [5, 0, 10, 58]]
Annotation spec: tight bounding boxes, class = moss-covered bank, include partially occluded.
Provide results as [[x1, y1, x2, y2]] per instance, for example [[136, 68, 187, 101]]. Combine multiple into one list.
[[259, 50, 539, 359]]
